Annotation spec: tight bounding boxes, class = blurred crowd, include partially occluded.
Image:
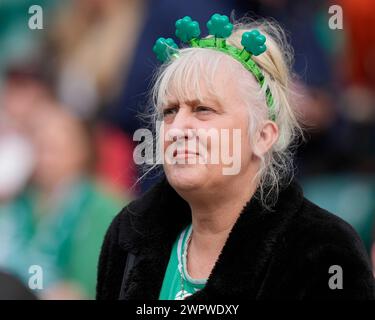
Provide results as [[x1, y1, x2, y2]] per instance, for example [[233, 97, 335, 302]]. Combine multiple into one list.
[[0, 0, 374, 299]]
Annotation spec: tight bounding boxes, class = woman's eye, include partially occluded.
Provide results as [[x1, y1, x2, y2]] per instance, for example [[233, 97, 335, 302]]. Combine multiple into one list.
[[162, 107, 178, 117], [195, 106, 214, 113]]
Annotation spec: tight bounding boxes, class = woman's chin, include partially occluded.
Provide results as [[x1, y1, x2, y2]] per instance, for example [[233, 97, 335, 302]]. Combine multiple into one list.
[[165, 165, 206, 191]]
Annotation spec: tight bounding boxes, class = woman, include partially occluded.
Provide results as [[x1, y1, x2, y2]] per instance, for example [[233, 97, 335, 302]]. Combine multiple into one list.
[[96, 15, 375, 300], [0, 103, 123, 299]]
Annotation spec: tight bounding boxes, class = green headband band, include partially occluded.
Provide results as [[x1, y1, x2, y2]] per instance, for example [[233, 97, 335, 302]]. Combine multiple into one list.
[[153, 13, 276, 121]]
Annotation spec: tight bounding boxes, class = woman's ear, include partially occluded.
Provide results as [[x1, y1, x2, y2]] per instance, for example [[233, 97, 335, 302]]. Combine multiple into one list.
[[254, 121, 279, 156]]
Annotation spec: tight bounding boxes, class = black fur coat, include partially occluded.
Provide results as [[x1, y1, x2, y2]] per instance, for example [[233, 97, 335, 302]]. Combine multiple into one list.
[[96, 176, 375, 300]]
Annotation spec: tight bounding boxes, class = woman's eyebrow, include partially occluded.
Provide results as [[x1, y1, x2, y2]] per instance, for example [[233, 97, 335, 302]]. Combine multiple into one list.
[[185, 99, 202, 106], [165, 98, 223, 109], [186, 98, 223, 109], [195, 98, 224, 111], [165, 99, 200, 106]]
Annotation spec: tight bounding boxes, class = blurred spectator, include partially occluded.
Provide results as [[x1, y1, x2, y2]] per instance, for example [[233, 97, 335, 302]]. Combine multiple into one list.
[[45, 0, 147, 119], [0, 104, 126, 299], [1, 65, 54, 132], [40, 0, 143, 192], [0, 66, 54, 201]]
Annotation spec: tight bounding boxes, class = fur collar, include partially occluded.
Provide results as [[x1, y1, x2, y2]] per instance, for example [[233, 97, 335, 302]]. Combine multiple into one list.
[[117, 175, 304, 299]]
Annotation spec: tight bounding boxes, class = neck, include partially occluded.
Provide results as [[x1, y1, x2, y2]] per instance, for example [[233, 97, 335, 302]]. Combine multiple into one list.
[[185, 170, 258, 256], [181, 173, 257, 280], [194, 188, 255, 249]]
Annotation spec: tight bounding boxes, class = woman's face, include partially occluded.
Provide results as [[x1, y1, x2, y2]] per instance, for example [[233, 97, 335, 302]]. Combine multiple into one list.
[[161, 66, 259, 194], [31, 106, 90, 190]]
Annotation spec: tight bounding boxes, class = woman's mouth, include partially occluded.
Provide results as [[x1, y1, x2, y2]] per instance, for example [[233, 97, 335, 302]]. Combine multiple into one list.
[[173, 149, 200, 158]]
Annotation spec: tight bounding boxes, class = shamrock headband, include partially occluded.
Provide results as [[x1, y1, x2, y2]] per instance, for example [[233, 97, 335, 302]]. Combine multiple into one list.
[[153, 13, 276, 121]]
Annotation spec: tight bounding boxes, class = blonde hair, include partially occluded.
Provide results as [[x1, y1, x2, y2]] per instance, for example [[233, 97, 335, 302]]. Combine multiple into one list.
[[141, 17, 304, 210]]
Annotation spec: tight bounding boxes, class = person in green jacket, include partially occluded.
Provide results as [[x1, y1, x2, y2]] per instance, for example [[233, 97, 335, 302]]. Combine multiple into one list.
[[0, 105, 129, 299]]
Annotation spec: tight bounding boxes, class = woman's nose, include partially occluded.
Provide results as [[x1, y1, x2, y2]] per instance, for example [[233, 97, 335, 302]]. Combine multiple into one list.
[[167, 110, 195, 141], [167, 127, 195, 142]]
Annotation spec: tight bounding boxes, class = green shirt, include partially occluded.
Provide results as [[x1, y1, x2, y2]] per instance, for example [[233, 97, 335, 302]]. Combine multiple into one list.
[[159, 223, 207, 300], [0, 177, 124, 299]]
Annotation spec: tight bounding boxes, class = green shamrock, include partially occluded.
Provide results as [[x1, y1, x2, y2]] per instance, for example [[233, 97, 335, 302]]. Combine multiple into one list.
[[206, 13, 233, 38], [241, 29, 267, 56], [175, 16, 201, 43], [153, 37, 179, 62]]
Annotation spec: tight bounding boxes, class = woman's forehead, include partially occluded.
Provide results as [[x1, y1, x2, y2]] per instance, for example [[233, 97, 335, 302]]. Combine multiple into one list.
[[162, 74, 235, 107], [162, 78, 243, 111], [156, 49, 255, 111]]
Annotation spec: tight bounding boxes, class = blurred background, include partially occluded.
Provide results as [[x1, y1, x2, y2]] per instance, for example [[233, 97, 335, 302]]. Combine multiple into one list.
[[0, 0, 374, 299]]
